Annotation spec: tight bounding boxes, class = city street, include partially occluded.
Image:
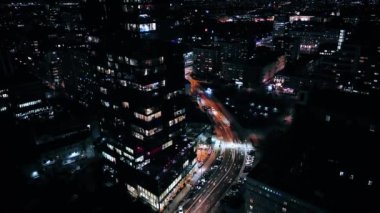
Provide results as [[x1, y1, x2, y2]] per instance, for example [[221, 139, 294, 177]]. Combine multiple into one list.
[[178, 76, 251, 213]]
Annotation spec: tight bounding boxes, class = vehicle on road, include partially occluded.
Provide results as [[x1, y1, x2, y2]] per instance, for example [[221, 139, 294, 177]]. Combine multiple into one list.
[[178, 205, 183, 213]]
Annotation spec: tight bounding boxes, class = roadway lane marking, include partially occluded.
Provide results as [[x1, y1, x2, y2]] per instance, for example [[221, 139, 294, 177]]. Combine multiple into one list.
[[188, 149, 237, 213], [185, 149, 233, 212]]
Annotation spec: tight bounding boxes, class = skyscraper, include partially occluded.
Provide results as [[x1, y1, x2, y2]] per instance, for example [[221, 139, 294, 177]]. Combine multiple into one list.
[[94, 0, 196, 211]]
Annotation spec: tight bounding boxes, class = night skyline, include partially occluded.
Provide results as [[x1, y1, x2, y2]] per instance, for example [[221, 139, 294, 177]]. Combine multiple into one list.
[[1, 0, 379, 213]]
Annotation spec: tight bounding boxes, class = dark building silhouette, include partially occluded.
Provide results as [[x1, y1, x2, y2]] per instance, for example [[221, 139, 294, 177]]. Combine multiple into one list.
[[91, 0, 196, 211]]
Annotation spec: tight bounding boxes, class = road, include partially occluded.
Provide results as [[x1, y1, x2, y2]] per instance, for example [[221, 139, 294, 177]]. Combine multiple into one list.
[[180, 76, 250, 213], [183, 145, 246, 213]]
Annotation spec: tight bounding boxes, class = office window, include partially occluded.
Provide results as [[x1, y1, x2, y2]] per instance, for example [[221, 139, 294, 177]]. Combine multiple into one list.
[[122, 101, 130, 108], [132, 131, 144, 140], [107, 143, 114, 150], [134, 111, 161, 121], [18, 100, 41, 108], [102, 151, 116, 163], [139, 23, 156, 32], [162, 140, 173, 150], [123, 152, 134, 160], [125, 146, 134, 154], [100, 87, 107, 94], [101, 100, 110, 108], [169, 115, 186, 126]]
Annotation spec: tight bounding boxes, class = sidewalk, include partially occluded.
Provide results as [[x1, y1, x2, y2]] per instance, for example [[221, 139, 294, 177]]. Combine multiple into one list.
[[164, 184, 192, 213]]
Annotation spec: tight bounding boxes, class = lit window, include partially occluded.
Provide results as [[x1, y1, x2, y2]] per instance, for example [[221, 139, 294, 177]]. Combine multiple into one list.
[[123, 152, 134, 160], [105, 69, 114, 75], [139, 23, 156, 32], [100, 87, 107, 94], [134, 111, 161, 121], [145, 108, 153, 115], [137, 159, 150, 169], [135, 155, 144, 162], [159, 174, 182, 201], [162, 140, 173, 150], [120, 80, 127, 87], [18, 100, 42, 108], [122, 101, 129, 108], [101, 100, 110, 108], [137, 185, 158, 208], [141, 81, 162, 91], [102, 151, 116, 163], [15, 106, 50, 119], [107, 144, 114, 150], [130, 58, 138, 66], [132, 124, 163, 136], [183, 160, 189, 168], [169, 115, 186, 126], [132, 131, 144, 140], [115, 148, 122, 155], [159, 56, 164, 63], [125, 146, 134, 154]]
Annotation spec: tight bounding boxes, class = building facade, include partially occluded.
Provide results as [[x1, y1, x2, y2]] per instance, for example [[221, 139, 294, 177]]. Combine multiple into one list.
[[244, 178, 325, 213], [94, 0, 196, 211]]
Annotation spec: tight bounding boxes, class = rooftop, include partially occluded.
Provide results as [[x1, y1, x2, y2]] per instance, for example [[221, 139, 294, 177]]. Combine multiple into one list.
[[249, 95, 379, 211]]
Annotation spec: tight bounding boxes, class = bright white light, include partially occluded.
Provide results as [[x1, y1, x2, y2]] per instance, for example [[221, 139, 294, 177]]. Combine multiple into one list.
[[43, 160, 55, 166], [205, 88, 213, 95], [31, 171, 39, 179], [68, 151, 80, 158], [221, 142, 250, 151]]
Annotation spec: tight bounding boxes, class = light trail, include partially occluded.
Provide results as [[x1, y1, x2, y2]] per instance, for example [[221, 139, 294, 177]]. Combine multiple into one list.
[[180, 75, 249, 213]]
